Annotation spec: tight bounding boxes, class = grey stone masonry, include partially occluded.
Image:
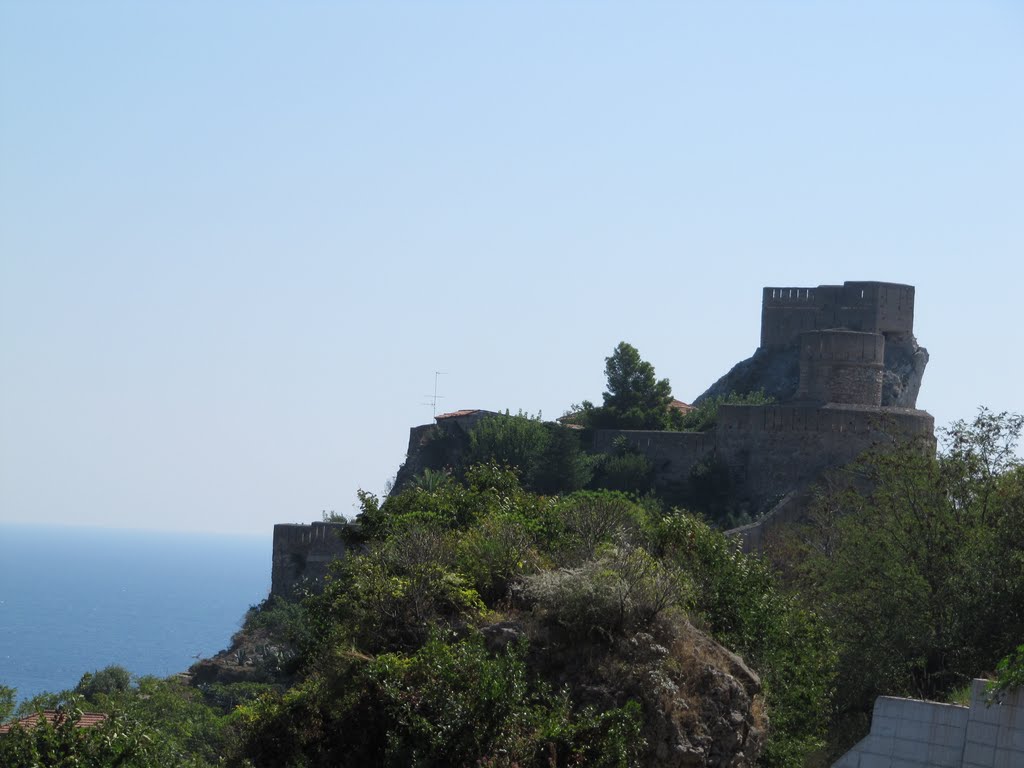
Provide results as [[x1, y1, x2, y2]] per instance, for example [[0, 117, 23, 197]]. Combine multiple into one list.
[[833, 679, 1024, 768], [761, 281, 914, 348], [271, 522, 349, 598]]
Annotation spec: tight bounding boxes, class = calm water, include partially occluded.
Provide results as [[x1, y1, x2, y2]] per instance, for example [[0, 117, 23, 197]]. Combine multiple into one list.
[[0, 524, 271, 702]]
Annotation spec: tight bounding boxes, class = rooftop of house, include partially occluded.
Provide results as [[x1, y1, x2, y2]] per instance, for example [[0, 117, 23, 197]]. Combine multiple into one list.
[[435, 409, 484, 421], [0, 710, 108, 735]]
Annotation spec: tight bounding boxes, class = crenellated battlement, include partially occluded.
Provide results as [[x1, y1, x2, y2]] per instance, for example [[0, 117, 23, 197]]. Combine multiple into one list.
[[760, 281, 914, 348]]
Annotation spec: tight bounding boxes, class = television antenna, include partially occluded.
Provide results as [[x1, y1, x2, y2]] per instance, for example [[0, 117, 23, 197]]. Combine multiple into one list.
[[422, 371, 448, 417]]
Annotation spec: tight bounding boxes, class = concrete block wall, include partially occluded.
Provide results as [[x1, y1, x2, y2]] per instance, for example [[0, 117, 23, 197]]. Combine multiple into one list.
[[833, 680, 1024, 768], [834, 696, 969, 768], [963, 679, 1024, 768]]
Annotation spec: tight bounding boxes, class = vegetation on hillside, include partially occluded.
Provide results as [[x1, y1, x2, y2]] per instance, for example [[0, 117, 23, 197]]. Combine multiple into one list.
[[407, 342, 775, 528], [3, 406, 1022, 767], [567, 341, 773, 433], [779, 408, 1024, 759], [234, 466, 832, 767]]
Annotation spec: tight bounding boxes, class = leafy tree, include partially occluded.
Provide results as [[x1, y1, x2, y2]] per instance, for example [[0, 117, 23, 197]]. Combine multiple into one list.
[[655, 513, 836, 768], [467, 410, 550, 481], [988, 644, 1024, 702], [589, 437, 655, 495], [0, 684, 14, 722], [531, 423, 596, 494], [0, 699, 164, 768], [589, 342, 674, 430], [783, 408, 1024, 754], [74, 665, 131, 700]]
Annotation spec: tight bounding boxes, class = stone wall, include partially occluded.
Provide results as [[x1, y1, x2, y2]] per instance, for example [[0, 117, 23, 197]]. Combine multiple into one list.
[[761, 281, 915, 348], [591, 429, 715, 484], [833, 679, 1024, 768], [271, 522, 349, 598], [797, 330, 885, 406], [761, 286, 820, 348], [716, 403, 933, 509], [595, 404, 934, 520]]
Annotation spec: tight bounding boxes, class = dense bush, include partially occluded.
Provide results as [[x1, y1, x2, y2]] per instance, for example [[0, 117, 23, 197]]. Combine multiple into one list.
[[552, 491, 649, 563], [782, 409, 1024, 755], [655, 513, 836, 767], [1, 672, 238, 768], [523, 545, 688, 640], [466, 412, 595, 495], [236, 634, 645, 768]]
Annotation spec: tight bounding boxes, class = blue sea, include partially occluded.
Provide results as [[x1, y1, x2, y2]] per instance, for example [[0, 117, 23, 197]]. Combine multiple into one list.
[[0, 524, 271, 703]]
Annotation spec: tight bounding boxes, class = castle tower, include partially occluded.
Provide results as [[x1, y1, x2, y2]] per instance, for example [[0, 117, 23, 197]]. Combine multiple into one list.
[[796, 329, 885, 405], [760, 281, 915, 349]]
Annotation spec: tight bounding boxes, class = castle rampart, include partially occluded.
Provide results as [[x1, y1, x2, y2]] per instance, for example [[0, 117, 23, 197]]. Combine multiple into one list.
[[716, 403, 933, 510], [761, 281, 914, 348], [797, 330, 885, 405], [592, 429, 714, 484], [274, 279, 933, 586], [271, 522, 349, 598]]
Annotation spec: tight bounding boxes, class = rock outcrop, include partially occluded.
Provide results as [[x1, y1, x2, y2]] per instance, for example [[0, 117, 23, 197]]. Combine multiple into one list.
[[503, 618, 766, 768], [695, 333, 928, 409]]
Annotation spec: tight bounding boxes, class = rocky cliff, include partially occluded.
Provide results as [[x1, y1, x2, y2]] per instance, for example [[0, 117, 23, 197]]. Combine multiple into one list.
[[695, 332, 928, 408]]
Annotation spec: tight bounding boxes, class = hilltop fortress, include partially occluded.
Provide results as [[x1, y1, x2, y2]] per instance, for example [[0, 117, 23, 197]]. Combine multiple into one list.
[[272, 280, 934, 595], [593, 280, 933, 548]]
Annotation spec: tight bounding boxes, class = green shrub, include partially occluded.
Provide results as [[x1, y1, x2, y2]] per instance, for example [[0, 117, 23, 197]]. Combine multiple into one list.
[[310, 531, 484, 654], [522, 545, 687, 640], [74, 665, 131, 701], [236, 635, 645, 768], [656, 512, 835, 767], [553, 491, 649, 564], [457, 513, 543, 604], [468, 411, 550, 481], [988, 644, 1024, 702]]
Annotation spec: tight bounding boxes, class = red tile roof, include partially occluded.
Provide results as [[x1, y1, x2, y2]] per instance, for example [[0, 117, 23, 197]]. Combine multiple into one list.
[[669, 399, 695, 413], [435, 409, 481, 420], [0, 710, 107, 734]]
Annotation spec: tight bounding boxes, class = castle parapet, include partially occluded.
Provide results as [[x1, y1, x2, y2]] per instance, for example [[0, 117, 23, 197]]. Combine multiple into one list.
[[797, 330, 885, 406], [761, 281, 915, 348], [271, 522, 349, 599]]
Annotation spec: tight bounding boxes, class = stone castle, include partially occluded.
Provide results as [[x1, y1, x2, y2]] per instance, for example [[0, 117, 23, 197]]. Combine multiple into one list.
[[592, 280, 933, 549], [271, 280, 934, 594]]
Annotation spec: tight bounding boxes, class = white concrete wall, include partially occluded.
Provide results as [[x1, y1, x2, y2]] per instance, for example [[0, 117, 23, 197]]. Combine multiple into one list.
[[833, 679, 1024, 768], [962, 679, 1024, 768]]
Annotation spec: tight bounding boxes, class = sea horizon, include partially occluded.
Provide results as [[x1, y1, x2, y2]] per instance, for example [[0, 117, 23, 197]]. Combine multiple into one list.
[[0, 522, 272, 703]]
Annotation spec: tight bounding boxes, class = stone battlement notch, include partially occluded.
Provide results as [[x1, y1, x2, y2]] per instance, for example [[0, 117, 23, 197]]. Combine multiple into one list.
[[761, 281, 915, 348]]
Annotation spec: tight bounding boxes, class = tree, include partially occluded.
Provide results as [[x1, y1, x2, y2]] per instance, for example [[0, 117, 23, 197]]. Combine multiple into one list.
[[75, 665, 131, 701], [467, 411, 550, 484], [590, 342, 674, 430], [0, 700, 160, 768], [0, 685, 14, 722], [784, 408, 1024, 754]]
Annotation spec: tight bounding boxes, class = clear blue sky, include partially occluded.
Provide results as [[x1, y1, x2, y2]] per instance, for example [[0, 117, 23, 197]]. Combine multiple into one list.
[[2, 2, 1022, 534]]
